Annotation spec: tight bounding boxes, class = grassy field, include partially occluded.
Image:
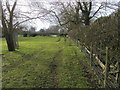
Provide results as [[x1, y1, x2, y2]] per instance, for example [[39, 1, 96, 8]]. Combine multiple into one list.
[[2, 36, 91, 88]]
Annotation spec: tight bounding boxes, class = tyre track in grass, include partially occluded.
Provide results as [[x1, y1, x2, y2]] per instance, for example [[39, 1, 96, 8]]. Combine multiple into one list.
[[49, 48, 63, 88]]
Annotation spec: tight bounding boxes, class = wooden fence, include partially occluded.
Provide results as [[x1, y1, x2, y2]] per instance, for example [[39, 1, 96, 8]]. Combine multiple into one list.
[[73, 40, 119, 88]]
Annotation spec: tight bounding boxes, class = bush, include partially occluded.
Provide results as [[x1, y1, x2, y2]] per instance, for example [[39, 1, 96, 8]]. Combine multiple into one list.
[[23, 33, 28, 37]]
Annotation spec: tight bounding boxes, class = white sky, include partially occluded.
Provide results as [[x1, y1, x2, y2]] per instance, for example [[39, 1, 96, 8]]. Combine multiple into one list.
[[15, 0, 51, 31], [2, 0, 120, 31]]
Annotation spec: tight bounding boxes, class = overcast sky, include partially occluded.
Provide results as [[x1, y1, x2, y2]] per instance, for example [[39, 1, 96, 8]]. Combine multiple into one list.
[[2, 0, 120, 31]]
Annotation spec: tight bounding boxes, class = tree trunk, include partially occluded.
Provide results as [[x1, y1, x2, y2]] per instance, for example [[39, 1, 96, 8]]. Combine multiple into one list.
[[5, 33, 15, 51], [84, 15, 90, 25], [13, 32, 19, 49]]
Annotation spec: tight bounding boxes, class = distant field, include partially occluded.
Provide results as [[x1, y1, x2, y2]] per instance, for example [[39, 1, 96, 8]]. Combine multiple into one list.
[[2, 36, 90, 88]]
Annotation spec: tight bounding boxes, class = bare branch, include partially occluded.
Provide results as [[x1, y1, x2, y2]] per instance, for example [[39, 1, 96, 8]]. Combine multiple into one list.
[[83, 2, 88, 11], [90, 4, 103, 19], [89, 2, 92, 12], [14, 13, 50, 27], [50, 11, 62, 25], [50, 10, 74, 26], [11, 0, 17, 13], [1, 7, 8, 33], [77, 2, 84, 12], [6, 2, 10, 13]]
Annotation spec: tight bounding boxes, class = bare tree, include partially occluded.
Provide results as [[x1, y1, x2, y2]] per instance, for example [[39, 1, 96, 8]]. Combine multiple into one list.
[[0, 0, 49, 51], [1, 0, 17, 51], [47, 1, 104, 26]]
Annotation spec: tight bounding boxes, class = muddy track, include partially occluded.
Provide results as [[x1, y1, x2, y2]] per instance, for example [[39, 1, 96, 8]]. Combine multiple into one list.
[[49, 49, 63, 88]]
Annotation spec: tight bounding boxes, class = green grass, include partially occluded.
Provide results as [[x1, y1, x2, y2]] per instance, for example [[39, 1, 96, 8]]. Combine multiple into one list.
[[2, 36, 90, 88], [58, 47, 89, 88]]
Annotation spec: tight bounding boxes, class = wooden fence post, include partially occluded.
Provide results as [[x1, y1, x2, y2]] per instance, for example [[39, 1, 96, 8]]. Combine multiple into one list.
[[116, 52, 120, 88], [99, 40, 102, 59], [116, 59, 120, 88], [104, 47, 109, 88], [90, 43, 93, 67]]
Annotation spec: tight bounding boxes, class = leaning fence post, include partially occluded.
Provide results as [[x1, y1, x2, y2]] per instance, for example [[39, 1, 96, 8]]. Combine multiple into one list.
[[104, 47, 109, 88]]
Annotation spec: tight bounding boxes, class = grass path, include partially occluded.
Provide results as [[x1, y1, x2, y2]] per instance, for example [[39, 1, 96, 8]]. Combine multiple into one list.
[[49, 49, 63, 88], [2, 36, 91, 88]]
